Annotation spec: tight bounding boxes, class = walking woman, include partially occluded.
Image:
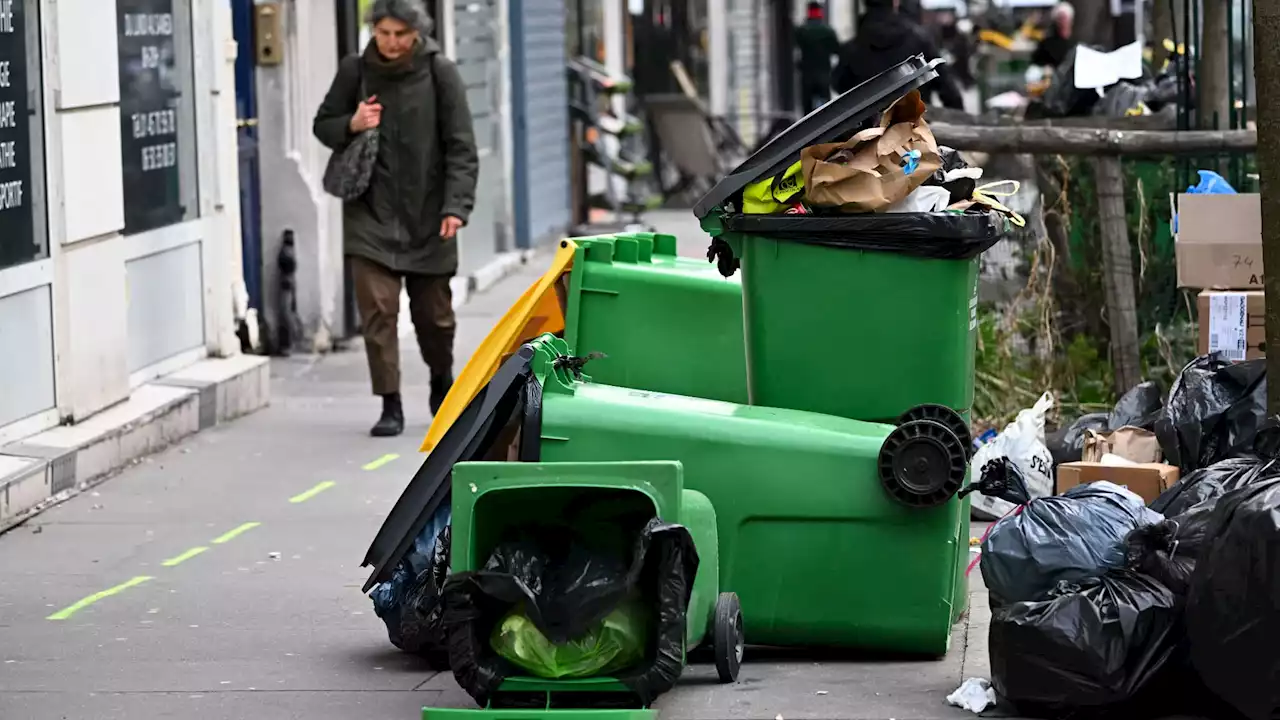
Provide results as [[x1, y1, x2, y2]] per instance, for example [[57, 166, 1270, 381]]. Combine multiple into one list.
[[314, 0, 479, 437]]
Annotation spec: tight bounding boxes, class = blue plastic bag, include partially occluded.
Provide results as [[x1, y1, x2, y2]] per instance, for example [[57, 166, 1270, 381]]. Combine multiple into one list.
[[1174, 170, 1237, 232]]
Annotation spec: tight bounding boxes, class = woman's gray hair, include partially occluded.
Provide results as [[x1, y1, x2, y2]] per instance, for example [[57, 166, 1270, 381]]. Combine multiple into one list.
[[368, 0, 435, 35]]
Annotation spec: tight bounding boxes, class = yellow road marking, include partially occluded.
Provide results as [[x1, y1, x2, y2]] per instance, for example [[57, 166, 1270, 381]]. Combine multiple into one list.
[[47, 576, 154, 621], [363, 453, 400, 471], [161, 547, 209, 567], [289, 481, 336, 504], [211, 522, 261, 544]]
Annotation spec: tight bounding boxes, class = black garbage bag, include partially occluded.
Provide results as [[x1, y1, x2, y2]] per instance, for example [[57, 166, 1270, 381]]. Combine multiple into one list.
[[444, 518, 698, 708], [395, 526, 452, 667], [989, 570, 1182, 716], [1187, 478, 1280, 720], [981, 482, 1163, 604], [1123, 499, 1220, 597], [1149, 455, 1279, 517], [370, 507, 452, 658], [1155, 354, 1267, 473], [1109, 381, 1164, 430], [1045, 412, 1110, 467], [962, 456, 1033, 506]]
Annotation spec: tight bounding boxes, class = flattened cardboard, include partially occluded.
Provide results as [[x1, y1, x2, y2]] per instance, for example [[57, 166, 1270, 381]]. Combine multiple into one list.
[[1197, 290, 1266, 361], [1175, 193, 1263, 289], [1057, 461, 1179, 506]]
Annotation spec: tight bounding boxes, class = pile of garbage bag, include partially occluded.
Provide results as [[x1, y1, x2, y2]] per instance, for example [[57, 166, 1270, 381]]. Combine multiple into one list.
[[443, 517, 698, 707], [1030, 42, 1194, 120], [980, 414, 1280, 719]]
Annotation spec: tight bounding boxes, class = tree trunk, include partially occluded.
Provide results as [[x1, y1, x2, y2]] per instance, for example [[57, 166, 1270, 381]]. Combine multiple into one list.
[[1199, 0, 1231, 130], [1255, 1, 1280, 416], [1092, 156, 1142, 396], [1073, 0, 1116, 49]]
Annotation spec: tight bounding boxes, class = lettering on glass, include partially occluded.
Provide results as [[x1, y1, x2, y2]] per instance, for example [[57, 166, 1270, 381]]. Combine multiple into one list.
[[117, 1, 188, 234], [0, 0, 42, 270]]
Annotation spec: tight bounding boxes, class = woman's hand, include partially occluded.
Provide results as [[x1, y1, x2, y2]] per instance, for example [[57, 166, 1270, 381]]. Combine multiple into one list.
[[440, 215, 463, 240], [349, 95, 383, 133]]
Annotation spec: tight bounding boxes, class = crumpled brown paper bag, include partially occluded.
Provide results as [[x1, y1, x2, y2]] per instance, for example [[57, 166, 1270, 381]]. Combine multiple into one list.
[[800, 90, 943, 213]]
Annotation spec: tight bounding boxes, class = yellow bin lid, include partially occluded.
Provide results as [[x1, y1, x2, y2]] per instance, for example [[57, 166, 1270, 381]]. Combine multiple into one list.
[[419, 239, 578, 453]]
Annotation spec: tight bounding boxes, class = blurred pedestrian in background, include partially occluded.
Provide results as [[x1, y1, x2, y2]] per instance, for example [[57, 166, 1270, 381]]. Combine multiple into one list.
[[313, 0, 479, 437], [832, 0, 964, 110], [1032, 2, 1076, 69], [794, 1, 841, 114]]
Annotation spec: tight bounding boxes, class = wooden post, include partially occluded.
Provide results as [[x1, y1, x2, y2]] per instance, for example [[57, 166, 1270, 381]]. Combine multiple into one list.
[[1256, 1, 1280, 416], [1092, 156, 1142, 396]]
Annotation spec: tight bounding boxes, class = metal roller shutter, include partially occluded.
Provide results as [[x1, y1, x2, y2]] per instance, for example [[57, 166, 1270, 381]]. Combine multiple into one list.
[[509, 0, 571, 249]]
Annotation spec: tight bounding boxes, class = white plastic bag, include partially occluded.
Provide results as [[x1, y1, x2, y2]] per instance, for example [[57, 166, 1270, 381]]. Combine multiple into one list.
[[886, 185, 951, 213], [971, 392, 1056, 520]]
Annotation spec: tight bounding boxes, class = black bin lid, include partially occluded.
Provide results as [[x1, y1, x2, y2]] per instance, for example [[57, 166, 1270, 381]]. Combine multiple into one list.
[[692, 55, 942, 220]]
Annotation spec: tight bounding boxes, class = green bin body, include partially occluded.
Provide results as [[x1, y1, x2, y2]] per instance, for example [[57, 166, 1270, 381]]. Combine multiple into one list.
[[530, 338, 962, 656], [565, 233, 747, 404], [722, 229, 979, 424]]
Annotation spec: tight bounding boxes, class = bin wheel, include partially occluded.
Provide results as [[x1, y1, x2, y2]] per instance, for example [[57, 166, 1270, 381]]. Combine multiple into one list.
[[713, 592, 744, 683], [877, 419, 968, 508], [897, 404, 974, 459]]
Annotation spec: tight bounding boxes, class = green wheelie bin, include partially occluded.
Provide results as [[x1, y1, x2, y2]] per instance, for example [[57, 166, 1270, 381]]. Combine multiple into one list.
[[363, 336, 975, 658], [564, 233, 746, 404], [424, 460, 743, 720], [693, 55, 1007, 426]]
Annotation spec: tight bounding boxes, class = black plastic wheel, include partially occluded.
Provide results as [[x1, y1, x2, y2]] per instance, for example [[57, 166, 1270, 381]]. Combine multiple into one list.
[[712, 592, 744, 683], [897, 404, 974, 459], [877, 419, 968, 508]]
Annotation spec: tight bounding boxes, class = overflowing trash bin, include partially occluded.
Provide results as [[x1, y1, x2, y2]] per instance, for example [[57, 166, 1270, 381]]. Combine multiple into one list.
[[694, 56, 1011, 425]]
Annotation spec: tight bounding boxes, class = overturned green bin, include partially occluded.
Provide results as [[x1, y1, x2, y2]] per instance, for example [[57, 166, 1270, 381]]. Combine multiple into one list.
[[365, 336, 973, 659], [424, 460, 743, 719]]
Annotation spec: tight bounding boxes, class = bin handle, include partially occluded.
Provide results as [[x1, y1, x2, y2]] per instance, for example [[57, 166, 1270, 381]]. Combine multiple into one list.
[[972, 180, 1026, 228]]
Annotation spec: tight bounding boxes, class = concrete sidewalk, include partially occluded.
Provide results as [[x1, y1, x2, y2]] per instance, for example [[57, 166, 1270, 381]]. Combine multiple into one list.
[[0, 243, 993, 720]]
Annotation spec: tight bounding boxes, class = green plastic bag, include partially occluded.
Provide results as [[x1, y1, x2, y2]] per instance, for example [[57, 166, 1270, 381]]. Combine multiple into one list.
[[491, 598, 648, 679], [742, 160, 803, 214]]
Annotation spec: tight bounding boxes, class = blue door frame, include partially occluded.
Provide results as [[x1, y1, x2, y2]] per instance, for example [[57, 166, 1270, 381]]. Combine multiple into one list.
[[230, 0, 263, 313]]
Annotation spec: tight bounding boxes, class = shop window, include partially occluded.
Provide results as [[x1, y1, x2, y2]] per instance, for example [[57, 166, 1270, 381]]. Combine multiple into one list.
[[117, 0, 199, 235], [0, 0, 49, 271]]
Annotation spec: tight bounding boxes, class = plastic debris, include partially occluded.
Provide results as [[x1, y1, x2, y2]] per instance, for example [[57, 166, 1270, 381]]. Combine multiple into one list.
[[946, 678, 996, 714]]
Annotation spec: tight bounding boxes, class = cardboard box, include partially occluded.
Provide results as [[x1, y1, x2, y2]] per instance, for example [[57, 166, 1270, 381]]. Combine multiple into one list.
[[1175, 193, 1263, 289], [1197, 290, 1265, 361], [1057, 461, 1179, 505], [1081, 427, 1162, 464]]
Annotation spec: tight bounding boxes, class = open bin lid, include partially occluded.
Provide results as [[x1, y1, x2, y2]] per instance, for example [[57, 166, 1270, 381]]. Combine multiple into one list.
[[361, 345, 543, 593], [692, 55, 942, 220]]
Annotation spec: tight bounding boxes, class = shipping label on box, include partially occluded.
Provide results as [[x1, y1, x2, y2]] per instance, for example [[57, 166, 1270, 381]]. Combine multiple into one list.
[[1198, 290, 1265, 361], [1175, 193, 1263, 289]]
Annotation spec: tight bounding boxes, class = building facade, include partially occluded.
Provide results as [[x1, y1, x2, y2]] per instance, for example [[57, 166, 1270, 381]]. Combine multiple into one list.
[[0, 0, 244, 443]]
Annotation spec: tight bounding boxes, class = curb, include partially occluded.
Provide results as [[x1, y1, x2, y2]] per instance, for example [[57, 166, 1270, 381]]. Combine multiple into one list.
[[0, 355, 270, 533]]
